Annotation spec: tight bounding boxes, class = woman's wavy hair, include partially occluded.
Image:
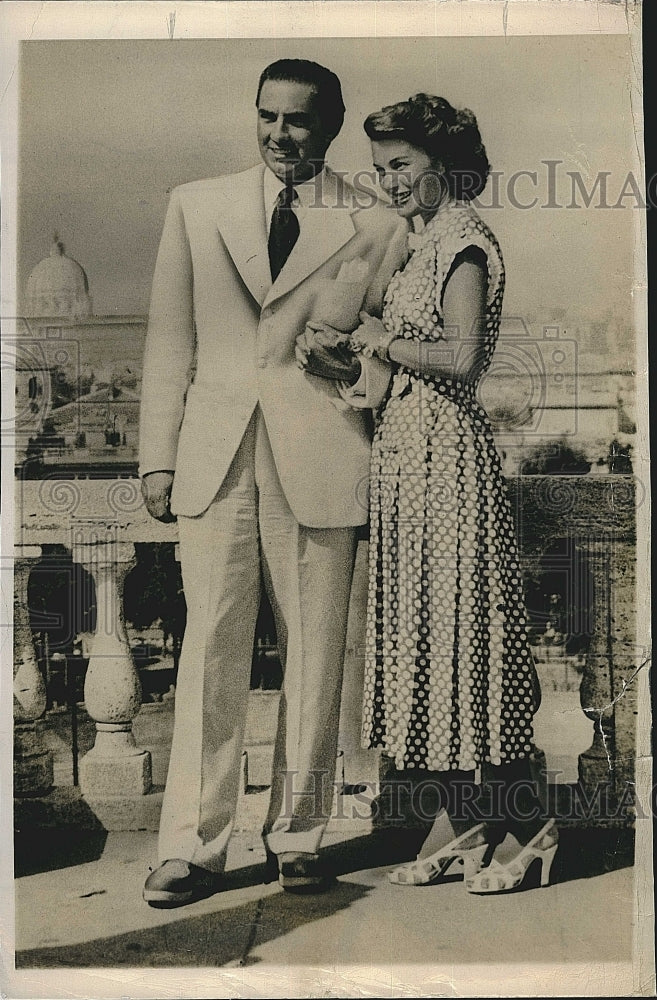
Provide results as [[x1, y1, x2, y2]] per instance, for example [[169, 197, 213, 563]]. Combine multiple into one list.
[[364, 94, 490, 202]]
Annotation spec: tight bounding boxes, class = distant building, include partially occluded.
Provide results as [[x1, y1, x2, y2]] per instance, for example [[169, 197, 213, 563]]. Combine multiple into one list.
[[24, 238, 93, 320], [16, 238, 145, 476], [487, 372, 636, 476], [16, 238, 635, 480]]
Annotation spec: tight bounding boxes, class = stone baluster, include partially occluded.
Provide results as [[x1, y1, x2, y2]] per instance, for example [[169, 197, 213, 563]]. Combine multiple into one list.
[[74, 532, 152, 805], [13, 545, 54, 796], [577, 536, 614, 797], [577, 528, 637, 818]]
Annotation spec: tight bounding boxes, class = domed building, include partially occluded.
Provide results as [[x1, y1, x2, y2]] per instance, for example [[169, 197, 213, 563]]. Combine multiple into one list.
[[17, 236, 146, 476], [24, 237, 93, 320]]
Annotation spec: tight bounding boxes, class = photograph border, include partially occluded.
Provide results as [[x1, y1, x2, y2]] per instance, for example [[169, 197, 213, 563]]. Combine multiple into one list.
[[1, 3, 651, 998]]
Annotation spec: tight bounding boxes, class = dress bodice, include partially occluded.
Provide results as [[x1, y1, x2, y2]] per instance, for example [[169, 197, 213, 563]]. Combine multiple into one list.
[[382, 201, 505, 403]]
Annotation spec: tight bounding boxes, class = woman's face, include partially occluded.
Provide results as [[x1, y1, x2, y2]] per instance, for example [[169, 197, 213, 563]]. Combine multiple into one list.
[[371, 139, 446, 222]]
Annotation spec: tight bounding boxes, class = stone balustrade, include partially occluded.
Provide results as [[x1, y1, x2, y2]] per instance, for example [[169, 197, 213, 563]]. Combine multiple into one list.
[[14, 478, 176, 827], [13, 474, 640, 827], [507, 475, 639, 815]]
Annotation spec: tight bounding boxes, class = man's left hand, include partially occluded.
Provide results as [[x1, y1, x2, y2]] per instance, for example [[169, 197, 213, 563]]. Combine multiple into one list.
[[296, 322, 362, 385]]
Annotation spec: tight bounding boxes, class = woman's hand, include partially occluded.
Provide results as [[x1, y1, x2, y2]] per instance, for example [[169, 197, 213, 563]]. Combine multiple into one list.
[[350, 311, 397, 362], [295, 321, 362, 384], [350, 311, 387, 354]]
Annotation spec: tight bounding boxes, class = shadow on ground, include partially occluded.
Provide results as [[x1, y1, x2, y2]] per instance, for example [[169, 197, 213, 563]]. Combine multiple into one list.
[[14, 819, 633, 885], [14, 827, 636, 969], [16, 879, 372, 969], [15, 828, 109, 878], [552, 826, 635, 883], [322, 824, 634, 884]]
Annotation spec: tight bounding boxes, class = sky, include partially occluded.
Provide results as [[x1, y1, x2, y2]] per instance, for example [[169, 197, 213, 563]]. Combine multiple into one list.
[[16, 35, 640, 364]]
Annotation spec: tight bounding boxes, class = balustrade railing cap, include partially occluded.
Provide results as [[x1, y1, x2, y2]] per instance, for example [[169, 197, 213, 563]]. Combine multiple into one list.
[[19, 479, 178, 544]]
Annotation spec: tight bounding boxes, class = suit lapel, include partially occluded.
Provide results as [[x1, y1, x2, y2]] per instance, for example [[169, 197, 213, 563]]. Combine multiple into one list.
[[215, 164, 271, 306], [262, 170, 357, 309], [216, 165, 357, 310]]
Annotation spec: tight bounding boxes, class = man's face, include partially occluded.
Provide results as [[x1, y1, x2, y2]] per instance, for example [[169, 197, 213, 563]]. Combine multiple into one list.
[[257, 78, 331, 184]]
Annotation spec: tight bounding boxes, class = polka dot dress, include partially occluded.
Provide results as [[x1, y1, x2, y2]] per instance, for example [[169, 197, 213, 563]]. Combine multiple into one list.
[[361, 201, 541, 771]]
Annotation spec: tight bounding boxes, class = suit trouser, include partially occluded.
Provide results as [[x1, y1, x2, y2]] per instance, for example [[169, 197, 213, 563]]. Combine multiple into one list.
[[158, 406, 358, 872]]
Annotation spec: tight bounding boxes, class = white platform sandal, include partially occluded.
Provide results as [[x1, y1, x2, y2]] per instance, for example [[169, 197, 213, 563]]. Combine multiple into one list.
[[388, 823, 491, 886], [466, 820, 559, 894]]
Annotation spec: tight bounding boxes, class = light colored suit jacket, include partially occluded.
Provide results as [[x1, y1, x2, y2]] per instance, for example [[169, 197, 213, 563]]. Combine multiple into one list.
[[139, 163, 407, 527]]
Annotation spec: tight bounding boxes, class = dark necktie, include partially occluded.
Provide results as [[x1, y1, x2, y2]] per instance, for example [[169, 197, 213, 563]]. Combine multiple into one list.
[[268, 185, 299, 282]]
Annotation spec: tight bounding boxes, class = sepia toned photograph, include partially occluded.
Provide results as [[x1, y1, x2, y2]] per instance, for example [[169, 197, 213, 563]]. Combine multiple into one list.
[[1, 2, 652, 997]]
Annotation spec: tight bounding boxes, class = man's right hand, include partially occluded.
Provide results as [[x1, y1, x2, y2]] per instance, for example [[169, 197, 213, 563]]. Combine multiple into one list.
[[141, 471, 176, 523]]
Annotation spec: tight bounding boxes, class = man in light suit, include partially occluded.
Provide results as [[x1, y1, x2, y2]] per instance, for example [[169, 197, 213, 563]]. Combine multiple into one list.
[[140, 59, 406, 906]]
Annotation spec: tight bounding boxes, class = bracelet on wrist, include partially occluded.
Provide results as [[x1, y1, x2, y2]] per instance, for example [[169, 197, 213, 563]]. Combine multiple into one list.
[[375, 330, 397, 362], [352, 329, 397, 362]]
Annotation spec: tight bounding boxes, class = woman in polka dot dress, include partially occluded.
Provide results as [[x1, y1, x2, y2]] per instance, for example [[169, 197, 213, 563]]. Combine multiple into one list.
[[349, 95, 559, 895]]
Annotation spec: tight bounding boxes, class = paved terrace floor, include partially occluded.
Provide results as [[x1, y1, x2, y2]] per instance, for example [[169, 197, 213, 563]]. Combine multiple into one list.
[[9, 678, 648, 996], [11, 819, 640, 995], [12, 778, 641, 993]]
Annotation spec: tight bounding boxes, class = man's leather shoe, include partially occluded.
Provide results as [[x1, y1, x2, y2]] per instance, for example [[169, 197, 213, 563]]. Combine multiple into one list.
[[143, 859, 220, 907], [277, 852, 335, 894]]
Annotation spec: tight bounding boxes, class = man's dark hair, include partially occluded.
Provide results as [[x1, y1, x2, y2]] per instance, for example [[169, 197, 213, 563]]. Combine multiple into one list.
[[256, 58, 345, 140]]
